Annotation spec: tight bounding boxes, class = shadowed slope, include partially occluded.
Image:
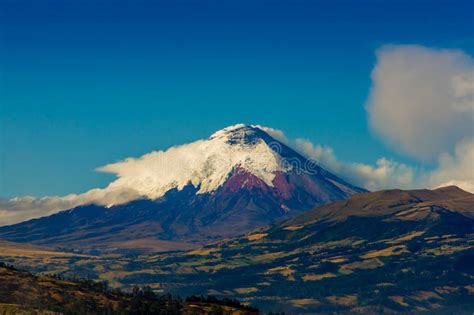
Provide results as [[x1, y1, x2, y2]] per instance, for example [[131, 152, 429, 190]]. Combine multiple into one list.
[[288, 186, 474, 225]]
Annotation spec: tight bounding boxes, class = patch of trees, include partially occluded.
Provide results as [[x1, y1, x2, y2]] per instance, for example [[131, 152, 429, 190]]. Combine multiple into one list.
[[186, 295, 259, 312], [0, 261, 260, 315]]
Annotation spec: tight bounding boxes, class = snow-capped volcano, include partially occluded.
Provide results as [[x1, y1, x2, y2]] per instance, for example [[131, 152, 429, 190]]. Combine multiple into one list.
[[0, 124, 366, 253], [97, 124, 361, 204]]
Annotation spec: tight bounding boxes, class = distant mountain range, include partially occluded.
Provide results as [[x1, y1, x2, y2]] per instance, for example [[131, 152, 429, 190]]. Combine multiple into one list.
[[0, 125, 364, 253]]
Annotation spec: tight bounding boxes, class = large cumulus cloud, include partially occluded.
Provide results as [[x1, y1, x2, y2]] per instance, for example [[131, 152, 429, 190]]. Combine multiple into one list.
[[366, 45, 474, 161], [365, 44, 474, 192]]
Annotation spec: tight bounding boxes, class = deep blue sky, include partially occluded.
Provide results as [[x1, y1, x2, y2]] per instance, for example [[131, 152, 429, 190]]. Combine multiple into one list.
[[1, 0, 473, 197]]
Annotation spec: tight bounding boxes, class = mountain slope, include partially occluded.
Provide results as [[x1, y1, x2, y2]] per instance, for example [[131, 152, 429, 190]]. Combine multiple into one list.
[[0, 125, 364, 252], [0, 264, 257, 315], [103, 187, 473, 313]]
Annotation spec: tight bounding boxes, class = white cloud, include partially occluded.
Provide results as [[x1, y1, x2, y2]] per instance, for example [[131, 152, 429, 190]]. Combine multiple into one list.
[[362, 44, 474, 193], [292, 139, 416, 191], [366, 45, 474, 161], [0, 187, 143, 226], [428, 139, 474, 192]]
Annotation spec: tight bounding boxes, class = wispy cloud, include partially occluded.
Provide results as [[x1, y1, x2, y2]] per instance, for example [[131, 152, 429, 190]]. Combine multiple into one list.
[[0, 187, 143, 226]]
